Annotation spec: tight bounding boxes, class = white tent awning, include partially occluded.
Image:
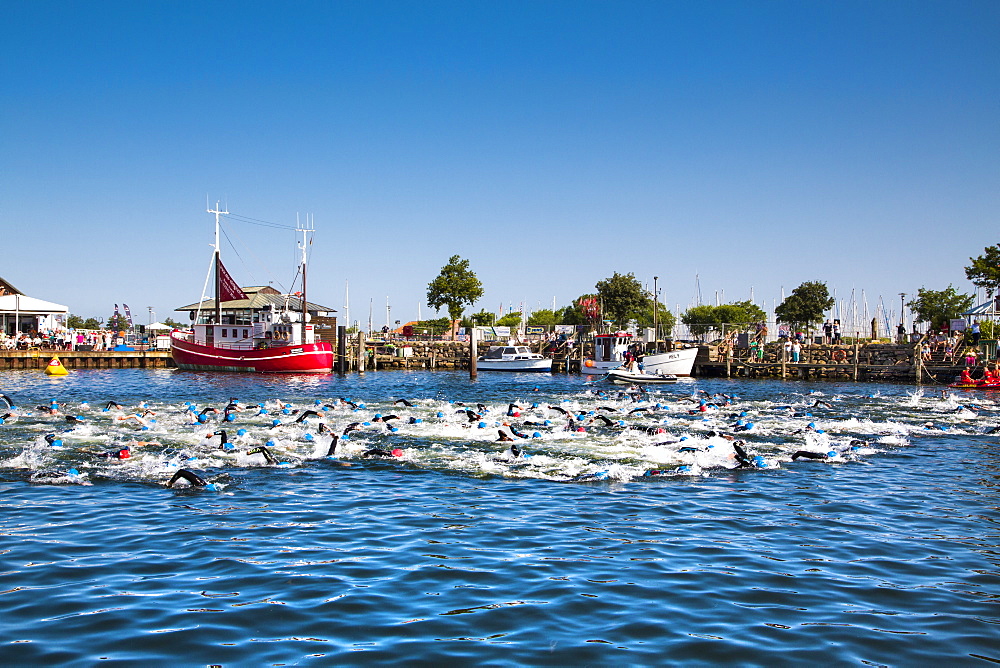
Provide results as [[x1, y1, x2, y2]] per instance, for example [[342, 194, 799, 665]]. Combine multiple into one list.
[[0, 294, 69, 314]]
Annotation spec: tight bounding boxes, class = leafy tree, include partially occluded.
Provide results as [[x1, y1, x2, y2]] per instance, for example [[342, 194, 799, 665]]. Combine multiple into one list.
[[82, 317, 101, 330], [558, 294, 598, 327], [594, 272, 649, 329], [775, 281, 835, 330], [469, 310, 495, 326], [906, 285, 973, 330], [681, 305, 720, 339], [415, 318, 452, 337], [526, 309, 557, 328], [163, 317, 185, 328], [715, 300, 766, 329], [66, 314, 85, 328], [495, 312, 522, 328], [965, 245, 1000, 293], [107, 313, 130, 332], [426, 255, 484, 339]]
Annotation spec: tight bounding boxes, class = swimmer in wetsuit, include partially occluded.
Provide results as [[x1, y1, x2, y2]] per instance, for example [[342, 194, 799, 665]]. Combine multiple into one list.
[[247, 446, 279, 465], [294, 410, 322, 423], [166, 469, 207, 488], [394, 399, 414, 407]]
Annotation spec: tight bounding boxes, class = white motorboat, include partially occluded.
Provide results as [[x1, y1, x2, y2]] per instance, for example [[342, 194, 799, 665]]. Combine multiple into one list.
[[582, 332, 698, 376], [606, 368, 679, 384], [477, 345, 552, 372]]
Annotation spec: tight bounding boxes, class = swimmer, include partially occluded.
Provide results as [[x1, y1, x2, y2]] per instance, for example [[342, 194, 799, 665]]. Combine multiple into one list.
[[343, 422, 363, 435], [65, 415, 86, 423], [104, 401, 122, 411], [548, 405, 570, 416], [812, 400, 834, 409], [497, 429, 514, 442], [458, 409, 481, 423], [325, 435, 340, 456], [791, 451, 829, 461], [210, 430, 229, 447], [0, 394, 15, 410], [247, 446, 279, 465], [628, 407, 652, 415], [99, 446, 131, 460], [733, 442, 755, 468], [115, 414, 149, 427], [294, 410, 322, 423], [593, 415, 615, 427], [506, 403, 521, 417], [596, 406, 619, 413], [361, 448, 403, 459], [318, 423, 330, 434], [394, 399, 414, 407], [340, 398, 358, 409], [166, 469, 207, 488]]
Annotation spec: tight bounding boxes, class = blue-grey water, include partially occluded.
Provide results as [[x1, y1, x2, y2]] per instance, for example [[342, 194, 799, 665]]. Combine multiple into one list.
[[0, 369, 997, 665]]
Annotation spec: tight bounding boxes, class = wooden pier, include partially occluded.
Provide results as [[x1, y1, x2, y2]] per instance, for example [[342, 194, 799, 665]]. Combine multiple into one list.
[[0, 350, 175, 370]]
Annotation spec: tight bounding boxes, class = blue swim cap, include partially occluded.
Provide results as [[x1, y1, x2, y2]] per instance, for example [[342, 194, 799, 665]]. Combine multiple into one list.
[[531, 402, 538, 408], [314, 399, 322, 405], [544, 420, 551, 426], [198, 415, 207, 423], [341, 434, 349, 440], [677, 465, 691, 473], [827, 451, 837, 458], [103, 408, 109, 412], [815, 429, 824, 434], [223, 443, 234, 450], [736, 419, 745, 426], [374, 414, 382, 419], [282, 408, 290, 415], [265, 440, 275, 447], [272, 419, 281, 426], [258, 409, 267, 415], [237, 429, 247, 436], [412, 418, 422, 424], [436, 411, 444, 418], [141, 426, 149, 431], [68, 468, 79, 476], [808, 422, 816, 428], [51, 438, 63, 447], [390, 427, 398, 433], [753, 455, 766, 467], [284, 403, 291, 408], [206, 483, 218, 491], [740, 411, 747, 417], [225, 414, 234, 422], [304, 433, 314, 441], [745, 422, 754, 429], [362, 421, 371, 427], [679, 436, 688, 441], [532, 432, 541, 438], [478, 421, 486, 428]]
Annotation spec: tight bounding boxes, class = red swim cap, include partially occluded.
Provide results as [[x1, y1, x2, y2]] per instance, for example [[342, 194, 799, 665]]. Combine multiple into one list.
[[576, 427, 586, 432], [391, 448, 403, 457], [119, 449, 131, 459]]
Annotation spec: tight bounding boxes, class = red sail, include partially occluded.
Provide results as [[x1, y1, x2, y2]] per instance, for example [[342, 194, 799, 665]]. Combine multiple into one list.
[[218, 260, 248, 303]]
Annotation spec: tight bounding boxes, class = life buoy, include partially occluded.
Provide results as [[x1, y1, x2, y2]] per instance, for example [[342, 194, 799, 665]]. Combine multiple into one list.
[[832, 349, 847, 362]]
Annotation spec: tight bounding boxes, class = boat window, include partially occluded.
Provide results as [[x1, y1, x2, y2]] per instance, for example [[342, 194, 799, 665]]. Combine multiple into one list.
[[504, 348, 516, 354], [243, 329, 249, 339], [222, 329, 228, 337], [516, 347, 528, 353], [485, 348, 503, 359]]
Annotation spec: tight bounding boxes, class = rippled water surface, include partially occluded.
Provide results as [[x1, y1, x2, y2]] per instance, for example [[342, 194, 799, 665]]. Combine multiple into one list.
[[1, 369, 998, 665]]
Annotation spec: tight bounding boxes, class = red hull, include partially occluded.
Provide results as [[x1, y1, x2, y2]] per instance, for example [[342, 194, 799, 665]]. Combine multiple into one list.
[[170, 332, 333, 373]]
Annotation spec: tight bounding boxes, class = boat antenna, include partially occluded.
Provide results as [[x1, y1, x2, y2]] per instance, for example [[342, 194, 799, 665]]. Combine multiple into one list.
[[208, 201, 229, 325], [296, 214, 314, 343]]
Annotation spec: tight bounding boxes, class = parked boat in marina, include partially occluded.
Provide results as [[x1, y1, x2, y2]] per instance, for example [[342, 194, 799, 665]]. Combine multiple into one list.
[[170, 206, 334, 373], [477, 345, 552, 372], [582, 332, 698, 376]]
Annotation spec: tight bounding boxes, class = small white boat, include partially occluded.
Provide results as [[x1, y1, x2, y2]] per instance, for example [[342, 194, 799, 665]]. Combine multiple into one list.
[[477, 345, 552, 372], [606, 368, 679, 384], [582, 332, 698, 376]]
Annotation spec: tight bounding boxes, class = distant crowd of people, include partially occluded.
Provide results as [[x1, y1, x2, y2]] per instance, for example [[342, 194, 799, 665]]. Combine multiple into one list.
[[0, 328, 122, 351]]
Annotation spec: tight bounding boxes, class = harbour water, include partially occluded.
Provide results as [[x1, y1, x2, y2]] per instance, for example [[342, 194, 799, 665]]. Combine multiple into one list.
[[0, 369, 997, 665]]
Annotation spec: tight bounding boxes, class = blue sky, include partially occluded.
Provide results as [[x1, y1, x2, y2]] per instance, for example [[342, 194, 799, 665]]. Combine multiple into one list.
[[2, 0, 998, 328]]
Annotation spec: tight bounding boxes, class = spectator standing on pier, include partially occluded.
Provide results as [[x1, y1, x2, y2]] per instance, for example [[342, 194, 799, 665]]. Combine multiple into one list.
[[783, 339, 792, 361], [971, 320, 981, 346], [833, 319, 841, 343], [823, 320, 833, 344], [791, 341, 801, 363]]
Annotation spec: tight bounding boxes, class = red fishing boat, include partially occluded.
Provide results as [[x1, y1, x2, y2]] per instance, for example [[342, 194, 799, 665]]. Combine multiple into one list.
[[170, 206, 335, 373]]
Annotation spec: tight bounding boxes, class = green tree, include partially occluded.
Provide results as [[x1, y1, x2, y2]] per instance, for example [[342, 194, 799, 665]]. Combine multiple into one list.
[[775, 281, 835, 331], [681, 305, 721, 340], [495, 312, 522, 328], [557, 295, 598, 327], [66, 314, 85, 328], [594, 272, 649, 329], [162, 317, 185, 328], [426, 255, 484, 340], [965, 245, 1000, 293], [469, 310, 495, 326], [526, 309, 557, 328], [107, 313, 130, 332], [82, 317, 101, 330], [906, 285, 973, 330], [715, 301, 767, 329]]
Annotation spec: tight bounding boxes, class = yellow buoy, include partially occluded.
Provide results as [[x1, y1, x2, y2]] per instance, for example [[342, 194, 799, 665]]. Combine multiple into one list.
[[45, 356, 69, 376]]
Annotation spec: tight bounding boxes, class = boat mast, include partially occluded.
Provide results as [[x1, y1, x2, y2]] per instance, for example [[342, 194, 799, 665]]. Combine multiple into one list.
[[208, 202, 228, 325], [297, 216, 311, 343]]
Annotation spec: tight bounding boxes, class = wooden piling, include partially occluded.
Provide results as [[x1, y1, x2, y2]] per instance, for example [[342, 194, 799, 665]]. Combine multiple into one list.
[[469, 328, 478, 379]]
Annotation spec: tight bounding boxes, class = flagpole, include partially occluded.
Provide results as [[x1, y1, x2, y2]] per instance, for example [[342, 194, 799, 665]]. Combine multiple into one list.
[[208, 202, 228, 325]]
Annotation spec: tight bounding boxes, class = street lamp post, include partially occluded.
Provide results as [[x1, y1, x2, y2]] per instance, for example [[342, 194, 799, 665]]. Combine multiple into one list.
[[899, 293, 907, 343]]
